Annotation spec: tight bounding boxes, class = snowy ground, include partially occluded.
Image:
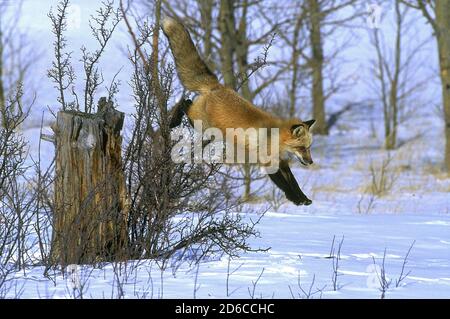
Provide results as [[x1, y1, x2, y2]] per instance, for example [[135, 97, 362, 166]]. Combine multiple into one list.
[[5, 207, 450, 299], [7, 110, 450, 299]]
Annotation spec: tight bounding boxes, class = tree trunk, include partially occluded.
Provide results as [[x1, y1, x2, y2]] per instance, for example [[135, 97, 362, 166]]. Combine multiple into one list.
[[198, 0, 215, 71], [289, 10, 303, 118], [218, 0, 253, 199], [219, 0, 237, 89], [435, 0, 450, 172], [308, 0, 328, 135], [386, 0, 402, 150], [51, 97, 128, 266], [235, 0, 253, 199]]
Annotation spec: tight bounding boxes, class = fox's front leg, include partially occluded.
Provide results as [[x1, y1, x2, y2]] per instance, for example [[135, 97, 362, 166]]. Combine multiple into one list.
[[268, 160, 312, 206]]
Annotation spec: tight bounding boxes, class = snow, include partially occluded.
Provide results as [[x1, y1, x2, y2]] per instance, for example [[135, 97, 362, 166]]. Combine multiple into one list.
[[9, 114, 450, 298], [2, 0, 450, 299], [4, 210, 450, 299]]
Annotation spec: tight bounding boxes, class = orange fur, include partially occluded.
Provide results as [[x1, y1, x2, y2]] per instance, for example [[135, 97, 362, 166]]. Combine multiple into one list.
[[163, 18, 316, 205], [163, 18, 314, 164], [187, 87, 305, 155]]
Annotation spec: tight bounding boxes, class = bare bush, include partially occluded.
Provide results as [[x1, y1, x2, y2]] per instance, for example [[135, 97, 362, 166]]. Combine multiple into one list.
[[0, 3, 52, 296], [247, 268, 265, 299], [357, 192, 376, 214], [367, 153, 399, 196], [371, 249, 391, 299], [289, 272, 326, 299], [371, 241, 415, 299], [0, 86, 32, 296], [47, 0, 76, 111], [30, 115, 55, 269], [329, 235, 344, 291], [356, 152, 399, 213], [226, 255, 244, 297], [396, 240, 415, 288], [122, 15, 264, 262]]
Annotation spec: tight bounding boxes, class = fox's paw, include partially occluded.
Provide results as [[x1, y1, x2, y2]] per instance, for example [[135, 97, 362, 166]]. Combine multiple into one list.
[[294, 198, 312, 206], [287, 195, 312, 206]]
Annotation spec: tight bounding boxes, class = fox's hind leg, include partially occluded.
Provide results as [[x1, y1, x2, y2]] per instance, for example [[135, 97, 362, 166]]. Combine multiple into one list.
[[169, 98, 192, 128], [170, 98, 215, 149]]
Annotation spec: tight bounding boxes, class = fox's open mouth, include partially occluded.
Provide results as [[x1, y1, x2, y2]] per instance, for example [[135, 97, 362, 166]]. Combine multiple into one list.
[[297, 157, 309, 166]]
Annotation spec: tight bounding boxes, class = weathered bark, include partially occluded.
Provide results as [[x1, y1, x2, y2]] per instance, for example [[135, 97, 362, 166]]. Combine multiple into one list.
[[308, 0, 328, 135], [51, 97, 128, 266], [435, 0, 450, 172]]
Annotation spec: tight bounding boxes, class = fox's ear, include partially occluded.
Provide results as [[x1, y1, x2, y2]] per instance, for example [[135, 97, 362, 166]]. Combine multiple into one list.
[[304, 119, 316, 130], [291, 124, 304, 137]]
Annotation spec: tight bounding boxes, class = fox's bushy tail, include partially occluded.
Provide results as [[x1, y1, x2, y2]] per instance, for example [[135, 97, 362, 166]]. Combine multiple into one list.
[[162, 18, 219, 92]]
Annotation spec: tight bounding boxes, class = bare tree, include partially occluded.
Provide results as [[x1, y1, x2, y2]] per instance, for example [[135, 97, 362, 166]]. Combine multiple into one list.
[[218, 0, 237, 89], [0, 0, 33, 128], [400, 0, 450, 172], [287, 4, 309, 119], [308, 0, 327, 134], [198, 0, 216, 71], [260, 0, 361, 134], [308, 0, 364, 135], [369, 1, 430, 149], [258, 1, 310, 119]]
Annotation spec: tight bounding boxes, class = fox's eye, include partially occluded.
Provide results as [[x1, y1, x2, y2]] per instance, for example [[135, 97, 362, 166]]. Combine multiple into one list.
[[298, 147, 306, 152]]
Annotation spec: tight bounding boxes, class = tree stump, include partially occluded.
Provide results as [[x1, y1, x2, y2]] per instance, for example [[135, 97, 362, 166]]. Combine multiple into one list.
[[51, 98, 128, 266]]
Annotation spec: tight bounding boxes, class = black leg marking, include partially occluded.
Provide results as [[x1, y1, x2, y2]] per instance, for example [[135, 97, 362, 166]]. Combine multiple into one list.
[[268, 160, 312, 206], [169, 98, 192, 129]]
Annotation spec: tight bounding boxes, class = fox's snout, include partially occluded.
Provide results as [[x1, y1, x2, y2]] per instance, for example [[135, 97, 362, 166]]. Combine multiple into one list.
[[295, 149, 313, 166], [299, 157, 313, 166]]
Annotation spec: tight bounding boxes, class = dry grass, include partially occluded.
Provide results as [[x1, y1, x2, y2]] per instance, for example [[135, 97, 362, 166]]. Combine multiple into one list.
[[367, 154, 399, 196]]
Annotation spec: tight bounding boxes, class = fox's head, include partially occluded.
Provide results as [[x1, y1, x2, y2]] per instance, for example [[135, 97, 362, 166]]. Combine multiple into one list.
[[284, 119, 316, 166]]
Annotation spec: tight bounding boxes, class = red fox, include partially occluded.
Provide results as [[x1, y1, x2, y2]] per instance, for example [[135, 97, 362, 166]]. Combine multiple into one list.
[[162, 18, 315, 205]]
